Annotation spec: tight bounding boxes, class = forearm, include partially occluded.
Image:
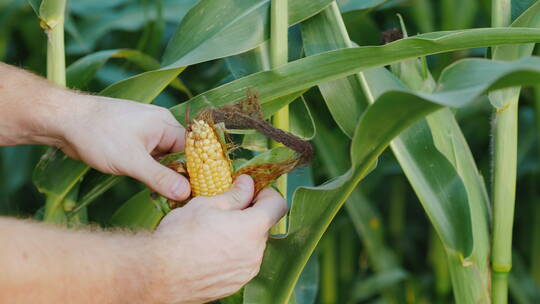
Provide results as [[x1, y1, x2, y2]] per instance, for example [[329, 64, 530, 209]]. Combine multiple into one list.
[[0, 62, 78, 146], [0, 217, 161, 304]]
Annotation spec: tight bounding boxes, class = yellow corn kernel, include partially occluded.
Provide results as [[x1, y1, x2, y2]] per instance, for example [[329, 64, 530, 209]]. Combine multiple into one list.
[[185, 120, 232, 196]]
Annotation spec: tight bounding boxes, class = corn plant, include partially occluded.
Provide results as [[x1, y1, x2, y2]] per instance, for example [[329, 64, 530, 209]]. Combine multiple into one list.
[[3, 0, 540, 303]]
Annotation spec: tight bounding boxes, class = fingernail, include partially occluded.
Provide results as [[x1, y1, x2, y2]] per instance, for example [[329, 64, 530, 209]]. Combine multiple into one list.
[[171, 178, 190, 199]]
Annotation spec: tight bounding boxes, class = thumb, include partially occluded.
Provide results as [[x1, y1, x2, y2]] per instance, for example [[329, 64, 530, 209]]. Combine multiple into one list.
[[208, 175, 255, 210], [128, 153, 191, 201]]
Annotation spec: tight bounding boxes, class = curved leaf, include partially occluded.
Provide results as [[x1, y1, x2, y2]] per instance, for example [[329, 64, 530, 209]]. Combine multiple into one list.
[[66, 0, 197, 54], [225, 45, 315, 141], [363, 59, 491, 302], [109, 189, 166, 229], [337, 0, 388, 12], [243, 58, 540, 303], [512, 0, 538, 21], [237, 146, 296, 170], [162, 0, 334, 68], [66, 49, 161, 89], [168, 28, 540, 122], [301, 2, 368, 138]]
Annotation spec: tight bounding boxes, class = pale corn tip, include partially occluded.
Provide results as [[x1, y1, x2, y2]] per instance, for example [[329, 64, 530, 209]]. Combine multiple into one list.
[[185, 120, 233, 196]]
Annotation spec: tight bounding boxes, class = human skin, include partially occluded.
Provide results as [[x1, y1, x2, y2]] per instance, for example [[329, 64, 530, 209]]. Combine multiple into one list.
[[0, 63, 287, 303]]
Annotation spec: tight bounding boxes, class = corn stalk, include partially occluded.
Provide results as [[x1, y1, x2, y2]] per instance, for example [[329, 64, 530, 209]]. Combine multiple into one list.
[[269, 0, 289, 235], [491, 0, 518, 302], [38, 0, 68, 223]]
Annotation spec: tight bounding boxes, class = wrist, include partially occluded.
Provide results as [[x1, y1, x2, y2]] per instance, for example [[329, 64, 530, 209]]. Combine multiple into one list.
[[143, 234, 193, 304], [138, 235, 171, 304], [105, 233, 166, 304], [19, 86, 79, 147]]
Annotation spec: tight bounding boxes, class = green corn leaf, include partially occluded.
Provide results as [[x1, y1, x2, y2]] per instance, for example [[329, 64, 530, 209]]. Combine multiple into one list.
[[68, 0, 130, 14], [39, 0, 65, 23], [490, 0, 540, 108], [349, 269, 408, 302], [290, 97, 316, 140], [37, 26, 540, 225], [292, 253, 319, 304], [66, 49, 161, 89], [220, 291, 243, 304], [27, 0, 40, 16], [242, 58, 540, 303], [361, 52, 492, 302], [66, 0, 197, 54], [441, 0, 478, 30], [236, 147, 296, 170], [162, 0, 334, 68], [109, 188, 167, 229], [337, 0, 389, 12], [169, 28, 540, 123], [224, 44, 315, 143], [300, 6, 401, 299], [512, 0, 538, 21], [312, 103, 402, 301], [301, 2, 368, 138]]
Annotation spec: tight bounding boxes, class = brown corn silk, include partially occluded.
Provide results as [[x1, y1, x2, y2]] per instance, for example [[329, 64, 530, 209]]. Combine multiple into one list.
[[167, 90, 313, 208]]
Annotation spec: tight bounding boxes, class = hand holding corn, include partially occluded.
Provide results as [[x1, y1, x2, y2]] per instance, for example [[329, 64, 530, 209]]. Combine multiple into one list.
[[154, 175, 287, 303], [0, 62, 288, 303], [0, 62, 191, 201], [0, 175, 287, 303]]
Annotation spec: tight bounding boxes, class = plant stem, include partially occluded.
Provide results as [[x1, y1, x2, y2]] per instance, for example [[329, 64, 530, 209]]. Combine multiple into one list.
[[269, 0, 288, 236], [46, 20, 66, 86], [41, 0, 67, 86], [43, 195, 66, 223], [41, 0, 67, 222], [491, 1, 515, 302], [491, 99, 518, 304], [320, 230, 338, 304], [492, 0, 511, 29]]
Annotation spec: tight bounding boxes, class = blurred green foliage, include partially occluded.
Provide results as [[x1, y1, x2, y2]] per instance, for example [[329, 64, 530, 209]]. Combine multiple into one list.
[[2, 0, 540, 303]]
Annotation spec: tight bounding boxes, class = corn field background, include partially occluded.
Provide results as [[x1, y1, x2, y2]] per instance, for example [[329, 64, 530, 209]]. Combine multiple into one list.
[[2, 0, 540, 303]]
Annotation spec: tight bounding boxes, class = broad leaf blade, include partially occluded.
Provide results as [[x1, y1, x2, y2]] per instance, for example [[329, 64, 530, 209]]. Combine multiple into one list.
[[109, 189, 165, 229], [162, 0, 334, 68], [301, 2, 368, 137], [169, 28, 540, 122], [66, 49, 163, 89], [244, 58, 540, 303]]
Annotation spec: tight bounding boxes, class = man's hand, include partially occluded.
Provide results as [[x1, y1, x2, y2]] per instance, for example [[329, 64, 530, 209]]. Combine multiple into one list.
[[0, 62, 190, 201], [0, 63, 288, 303], [0, 175, 287, 304], [151, 175, 287, 304], [58, 94, 191, 201]]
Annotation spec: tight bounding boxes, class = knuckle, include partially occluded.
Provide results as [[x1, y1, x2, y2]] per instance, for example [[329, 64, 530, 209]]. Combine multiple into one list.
[[230, 190, 244, 206], [153, 168, 172, 189]]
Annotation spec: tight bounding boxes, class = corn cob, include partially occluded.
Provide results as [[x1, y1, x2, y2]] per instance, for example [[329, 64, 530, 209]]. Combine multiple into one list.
[[185, 119, 233, 196]]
